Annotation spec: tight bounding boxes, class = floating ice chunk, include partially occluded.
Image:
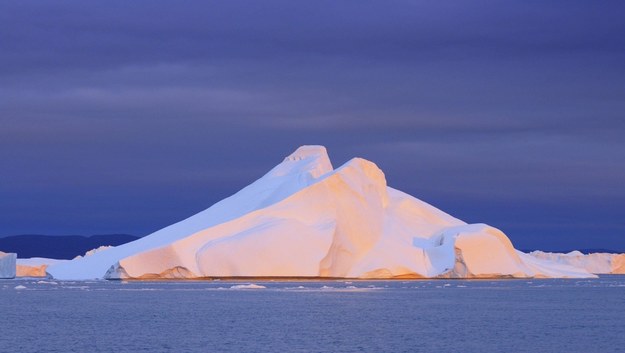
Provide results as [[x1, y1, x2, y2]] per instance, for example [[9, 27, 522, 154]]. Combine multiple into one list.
[[229, 284, 266, 289], [14, 285, 27, 290]]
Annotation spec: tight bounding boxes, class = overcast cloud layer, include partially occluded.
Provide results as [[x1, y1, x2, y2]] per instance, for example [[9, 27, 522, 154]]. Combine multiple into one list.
[[1, 1, 624, 250]]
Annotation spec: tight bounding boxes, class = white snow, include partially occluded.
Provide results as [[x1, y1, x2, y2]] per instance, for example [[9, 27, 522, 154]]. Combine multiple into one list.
[[0, 251, 17, 279], [14, 285, 27, 290], [529, 251, 625, 274], [46, 145, 597, 280]]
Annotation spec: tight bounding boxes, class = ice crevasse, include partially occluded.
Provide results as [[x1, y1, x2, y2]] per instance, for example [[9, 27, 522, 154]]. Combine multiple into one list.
[[47, 146, 595, 280]]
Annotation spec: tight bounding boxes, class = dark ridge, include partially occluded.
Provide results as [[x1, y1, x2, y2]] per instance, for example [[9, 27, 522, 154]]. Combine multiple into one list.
[[520, 249, 625, 255], [0, 234, 139, 259]]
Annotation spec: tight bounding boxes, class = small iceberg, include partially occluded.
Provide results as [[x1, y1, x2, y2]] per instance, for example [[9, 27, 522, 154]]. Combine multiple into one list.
[[230, 284, 266, 290]]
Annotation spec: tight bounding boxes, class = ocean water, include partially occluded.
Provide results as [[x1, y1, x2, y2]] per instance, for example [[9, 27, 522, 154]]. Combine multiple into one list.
[[1, 277, 624, 353]]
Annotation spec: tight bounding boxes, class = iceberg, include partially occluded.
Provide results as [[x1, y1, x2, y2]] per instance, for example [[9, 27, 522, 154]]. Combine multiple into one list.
[[0, 251, 17, 279], [47, 146, 595, 280], [529, 251, 625, 274], [16, 246, 113, 277], [16, 258, 67, 277]]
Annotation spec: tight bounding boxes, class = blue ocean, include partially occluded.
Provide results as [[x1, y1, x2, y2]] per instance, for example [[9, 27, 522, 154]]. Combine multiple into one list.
[[2, 277, 624, 352]]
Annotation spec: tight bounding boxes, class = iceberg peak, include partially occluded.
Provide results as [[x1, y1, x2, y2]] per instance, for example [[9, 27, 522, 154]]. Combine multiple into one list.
[[339, 157, 387, 186], [269, 145, 333, 179], [283, 145, 329, 162]]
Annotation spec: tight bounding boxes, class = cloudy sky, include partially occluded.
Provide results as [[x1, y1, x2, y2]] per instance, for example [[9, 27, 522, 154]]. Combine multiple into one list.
[[1, 1, 623, 250]]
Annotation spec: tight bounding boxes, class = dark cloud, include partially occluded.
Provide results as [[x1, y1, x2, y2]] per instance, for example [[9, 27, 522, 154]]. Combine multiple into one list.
[[1, 1, 624, 250]]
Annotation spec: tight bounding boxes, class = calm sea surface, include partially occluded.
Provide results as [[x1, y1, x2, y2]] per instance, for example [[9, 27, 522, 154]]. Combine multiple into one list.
[[1, 277, 624, 353]]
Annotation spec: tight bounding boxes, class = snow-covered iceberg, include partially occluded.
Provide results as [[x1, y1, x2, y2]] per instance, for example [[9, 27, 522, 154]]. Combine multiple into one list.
[[529, 251, 625, 274], [0, 251, 17, 279], [47, 146, 595, 280]]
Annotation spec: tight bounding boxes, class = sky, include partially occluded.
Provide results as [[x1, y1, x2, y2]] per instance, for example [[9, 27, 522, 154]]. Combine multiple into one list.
[[1, 1, 624, 251]]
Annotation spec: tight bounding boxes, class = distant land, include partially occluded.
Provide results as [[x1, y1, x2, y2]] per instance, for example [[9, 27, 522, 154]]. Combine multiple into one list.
[[0, 234, 140, 259]]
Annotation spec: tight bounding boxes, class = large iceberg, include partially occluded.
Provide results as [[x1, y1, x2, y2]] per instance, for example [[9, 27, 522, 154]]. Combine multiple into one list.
[[0, 251, 17, 279], [47, 146, 594, 280]]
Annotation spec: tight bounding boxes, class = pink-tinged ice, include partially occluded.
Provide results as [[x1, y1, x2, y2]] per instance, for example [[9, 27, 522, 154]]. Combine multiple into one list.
[[16, 258, 67, 277]]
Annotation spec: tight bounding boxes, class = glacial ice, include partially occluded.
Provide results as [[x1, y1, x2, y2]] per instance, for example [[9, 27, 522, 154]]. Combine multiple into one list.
[[47, 146, 596, 280], [16, 258, 67, 277], [16, 246, 110, 277], [529, 251, 625, 274], [0, 251, 17, 279]]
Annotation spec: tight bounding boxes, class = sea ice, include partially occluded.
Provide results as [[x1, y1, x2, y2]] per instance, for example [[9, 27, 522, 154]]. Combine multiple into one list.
[[230, 284, 266, 289]]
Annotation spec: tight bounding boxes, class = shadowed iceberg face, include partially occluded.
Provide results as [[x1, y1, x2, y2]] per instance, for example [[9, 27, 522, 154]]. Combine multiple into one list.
[[48, 146, 595, 280], [0, 251, 17, 279]]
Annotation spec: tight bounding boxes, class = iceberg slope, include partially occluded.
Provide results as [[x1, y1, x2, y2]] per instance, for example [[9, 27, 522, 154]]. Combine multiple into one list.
[[48, 146, 334, 280]]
